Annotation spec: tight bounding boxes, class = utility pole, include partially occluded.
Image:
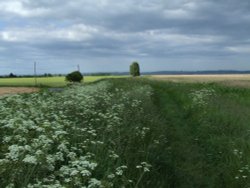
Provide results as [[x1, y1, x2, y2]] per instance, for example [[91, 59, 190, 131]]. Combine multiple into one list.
[[34, 62, 37, 86], [77, 64, 84, 83], [77, 64, 80, 72]]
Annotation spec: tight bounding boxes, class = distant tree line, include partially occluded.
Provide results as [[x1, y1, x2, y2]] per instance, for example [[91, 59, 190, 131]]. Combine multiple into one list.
[[0, 61, 142, 79], [0, 73, 65, 78], [84, 73, 112, 76]]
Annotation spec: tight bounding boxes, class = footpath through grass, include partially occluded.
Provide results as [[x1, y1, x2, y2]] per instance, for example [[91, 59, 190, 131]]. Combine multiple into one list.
[[109, 78, 250, 187], [0, 78, 250, 187], [149, 79, 250, 187]]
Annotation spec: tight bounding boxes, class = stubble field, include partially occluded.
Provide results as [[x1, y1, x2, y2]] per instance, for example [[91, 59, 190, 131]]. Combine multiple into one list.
[[0, 87, 39, 96], [152, 74, 250, 88]]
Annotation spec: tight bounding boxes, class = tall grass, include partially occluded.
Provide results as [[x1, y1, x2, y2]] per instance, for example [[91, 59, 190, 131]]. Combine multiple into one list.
[[0, 79, 165, 187], [150, 80, 250, 187], [0, 78, 250, 187]]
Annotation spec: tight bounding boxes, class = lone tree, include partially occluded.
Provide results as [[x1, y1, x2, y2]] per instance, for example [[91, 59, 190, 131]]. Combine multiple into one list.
[[66, 71, 83, 83], [9, 73, 17, 78], [130, 62, 140, 77]]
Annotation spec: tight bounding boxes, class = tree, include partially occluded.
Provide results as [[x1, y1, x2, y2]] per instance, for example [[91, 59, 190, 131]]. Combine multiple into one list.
[[9, 73, 17, 78], [66, 71, 83, 82], [130, 62, 140, 77]]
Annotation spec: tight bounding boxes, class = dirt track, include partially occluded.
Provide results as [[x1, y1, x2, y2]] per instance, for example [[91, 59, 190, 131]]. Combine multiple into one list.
[[0, 87, 39, 96]]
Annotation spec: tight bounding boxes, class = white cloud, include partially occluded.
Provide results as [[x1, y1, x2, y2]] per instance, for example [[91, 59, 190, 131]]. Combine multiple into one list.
[[0, 0, 49, 17], [100, 28, 224, 46], [138, 30, 224, 45], [163, 9, 193, 19], [0, 24, 99, 42], [227, 46, 250, 54]]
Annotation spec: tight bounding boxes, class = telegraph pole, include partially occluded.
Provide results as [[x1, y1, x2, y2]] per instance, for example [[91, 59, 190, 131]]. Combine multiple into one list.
[[34, 62, 37, 86], [77, 64, 84, 83], [77, 64, 80, 72]]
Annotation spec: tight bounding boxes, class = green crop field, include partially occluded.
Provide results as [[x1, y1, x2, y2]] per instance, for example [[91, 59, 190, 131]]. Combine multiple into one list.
[[0, 76, 127, 87], [0, 78, 250, 187]]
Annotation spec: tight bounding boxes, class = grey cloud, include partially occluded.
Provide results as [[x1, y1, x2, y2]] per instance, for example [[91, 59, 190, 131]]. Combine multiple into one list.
[[0, 0, 250, 74]]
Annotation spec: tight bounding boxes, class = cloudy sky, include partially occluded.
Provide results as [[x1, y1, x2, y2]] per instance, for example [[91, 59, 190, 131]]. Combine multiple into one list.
[[0, 0, 250, 74]]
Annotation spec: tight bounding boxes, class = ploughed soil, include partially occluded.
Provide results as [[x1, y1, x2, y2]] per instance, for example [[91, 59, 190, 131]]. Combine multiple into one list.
[[0, 87, 39, 96]]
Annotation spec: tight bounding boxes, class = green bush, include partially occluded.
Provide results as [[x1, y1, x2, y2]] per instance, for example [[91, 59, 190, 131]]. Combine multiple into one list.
[[9, 73, 17, 78], [130, 62, 140, 77], [65, 71, 83, 82]]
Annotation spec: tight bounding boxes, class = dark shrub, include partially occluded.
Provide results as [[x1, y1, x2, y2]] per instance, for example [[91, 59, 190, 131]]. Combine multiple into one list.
[[66, 71, 83, 82], [9, 73, 17, 78]]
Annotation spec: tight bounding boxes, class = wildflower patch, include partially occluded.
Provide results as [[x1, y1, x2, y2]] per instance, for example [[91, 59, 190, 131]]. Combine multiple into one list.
[[0, 81, 157, 187]]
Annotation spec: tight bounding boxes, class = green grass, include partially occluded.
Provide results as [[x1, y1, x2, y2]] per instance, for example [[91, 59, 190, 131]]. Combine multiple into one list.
[[108, 78, 250, 187], [0, 78, 250, 187], [0, 76, 127, 87], [150, 79, 250, 187]]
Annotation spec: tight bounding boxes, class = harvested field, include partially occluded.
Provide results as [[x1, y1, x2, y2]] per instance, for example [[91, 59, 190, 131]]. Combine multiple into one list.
[[0, 87, 39, 96], [151, 74, 250, 87]]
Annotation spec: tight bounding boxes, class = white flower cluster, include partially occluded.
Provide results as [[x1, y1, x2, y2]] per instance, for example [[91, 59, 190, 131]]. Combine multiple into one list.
[[0, 81, 154, 187], [233, 149, 249, 181], [135, 127, 150, 139], [136, 162, 152, 172], [190, 88, 216, 108]]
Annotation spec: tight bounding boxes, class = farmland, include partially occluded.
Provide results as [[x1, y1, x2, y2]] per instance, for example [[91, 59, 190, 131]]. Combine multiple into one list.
[[0, 76, 127, 87], [0, 87, 39, 96], [0, 78, 250, 187], [152, 74, 250, 88]]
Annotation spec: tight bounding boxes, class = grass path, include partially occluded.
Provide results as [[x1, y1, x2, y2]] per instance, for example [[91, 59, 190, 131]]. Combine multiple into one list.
[[149, 80, 250, 187]]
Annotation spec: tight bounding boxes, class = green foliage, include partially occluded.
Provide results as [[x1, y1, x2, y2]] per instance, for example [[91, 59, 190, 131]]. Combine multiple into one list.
[[130, 62, 140, 77], [1, 78, 250, 187], [65, 71, 83, 82], [0, 79, 161, 187], [43, 73, 53, 77], [9, 73, 17, 78]]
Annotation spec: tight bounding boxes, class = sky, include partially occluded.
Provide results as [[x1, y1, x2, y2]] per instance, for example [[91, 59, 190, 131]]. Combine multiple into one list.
[[0, 0, 250, 74]]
